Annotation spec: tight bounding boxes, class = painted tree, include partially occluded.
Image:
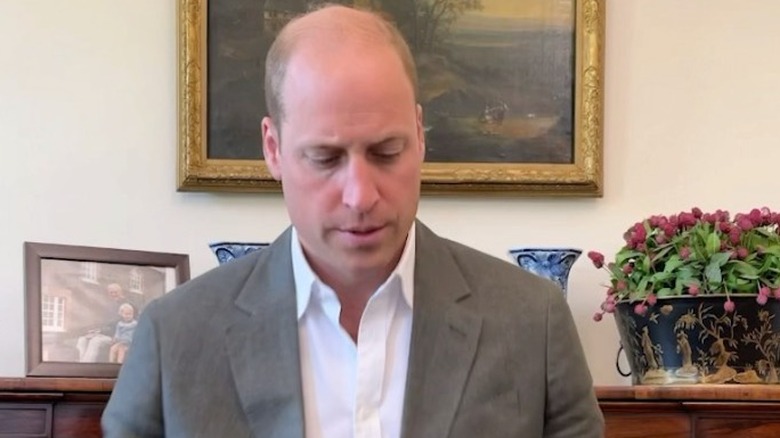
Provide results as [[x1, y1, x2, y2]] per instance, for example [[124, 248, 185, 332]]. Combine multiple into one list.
[[377, 0, 482, 53]]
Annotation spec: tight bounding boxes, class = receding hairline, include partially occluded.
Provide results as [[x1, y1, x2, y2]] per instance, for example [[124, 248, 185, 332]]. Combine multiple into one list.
[[264, 4, 418, 125]]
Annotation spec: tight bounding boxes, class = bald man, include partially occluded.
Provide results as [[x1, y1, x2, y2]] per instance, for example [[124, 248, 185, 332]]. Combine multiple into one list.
[[102, 5, 603, 437]]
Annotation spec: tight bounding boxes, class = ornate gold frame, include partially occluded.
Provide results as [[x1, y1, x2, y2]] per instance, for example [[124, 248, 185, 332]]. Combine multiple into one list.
[[177, 0, 605, 196]]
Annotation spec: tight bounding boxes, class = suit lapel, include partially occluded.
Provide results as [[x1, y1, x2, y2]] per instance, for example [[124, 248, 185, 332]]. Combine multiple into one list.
[[224, 229, 305, 438], [402, 223, 483, 438]]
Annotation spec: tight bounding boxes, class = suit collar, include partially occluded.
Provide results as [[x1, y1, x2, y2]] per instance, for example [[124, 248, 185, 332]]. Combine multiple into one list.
[[225, 228, 305, 438], [290, 223, 418, 319], [401, 221, 483, 438], [223, 223, 483, 438]]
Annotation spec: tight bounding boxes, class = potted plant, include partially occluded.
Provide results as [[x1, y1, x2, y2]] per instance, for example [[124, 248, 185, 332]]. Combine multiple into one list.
[[589, 207, 780, 384]]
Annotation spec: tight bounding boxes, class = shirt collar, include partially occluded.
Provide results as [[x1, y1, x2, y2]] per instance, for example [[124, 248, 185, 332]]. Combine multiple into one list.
[[292, 223, 416, 320]]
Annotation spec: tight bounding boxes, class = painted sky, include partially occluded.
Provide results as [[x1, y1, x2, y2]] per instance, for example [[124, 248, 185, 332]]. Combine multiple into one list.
[[455, 0, 574, 30]]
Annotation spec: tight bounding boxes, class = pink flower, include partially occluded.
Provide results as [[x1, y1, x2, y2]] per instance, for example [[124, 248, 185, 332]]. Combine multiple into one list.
[[749, 208, 763, 224], [678, 212, 697, 228], [646, 293, 657, 306], [587, 251, 605, 268], [729, 229, 741, 245], [738, 217, 754, 231], [589, 207, 780, 319], [593, 312, 603, 322]]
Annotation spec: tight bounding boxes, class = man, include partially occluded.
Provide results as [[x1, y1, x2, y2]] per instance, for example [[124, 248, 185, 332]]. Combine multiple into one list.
[[103, 4, 603, 437]]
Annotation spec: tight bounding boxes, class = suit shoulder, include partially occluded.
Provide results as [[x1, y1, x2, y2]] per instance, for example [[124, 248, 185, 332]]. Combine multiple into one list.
[[436, 237, 562, 308], [146, 250, 263, 315], [444, 238, 552, 284]]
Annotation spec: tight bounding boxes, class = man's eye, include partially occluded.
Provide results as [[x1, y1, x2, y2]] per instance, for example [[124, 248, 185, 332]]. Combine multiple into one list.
[[372, 147, 403, 162], [309, 154, 340, 167], [374, 152, 399, 162]]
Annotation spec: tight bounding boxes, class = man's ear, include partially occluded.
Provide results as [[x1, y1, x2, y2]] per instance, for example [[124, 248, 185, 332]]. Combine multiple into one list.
[[261, 116, 282, 181], [416, 104, 426, 160]]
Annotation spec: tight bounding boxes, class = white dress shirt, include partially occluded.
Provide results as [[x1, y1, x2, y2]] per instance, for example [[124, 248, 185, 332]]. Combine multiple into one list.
[[292, 225, 415, 438]]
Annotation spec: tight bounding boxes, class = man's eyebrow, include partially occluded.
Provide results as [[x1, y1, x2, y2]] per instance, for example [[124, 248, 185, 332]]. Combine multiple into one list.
[[371, 135, 406, 147]]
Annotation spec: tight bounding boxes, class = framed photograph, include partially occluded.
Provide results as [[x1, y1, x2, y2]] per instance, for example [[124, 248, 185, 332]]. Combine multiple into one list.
[[24, 242, 190, 378], [177, 0, 604, 196]]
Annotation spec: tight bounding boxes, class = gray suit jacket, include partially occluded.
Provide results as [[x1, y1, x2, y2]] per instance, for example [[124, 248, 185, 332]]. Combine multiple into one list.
[[102, 222, 603, 437]]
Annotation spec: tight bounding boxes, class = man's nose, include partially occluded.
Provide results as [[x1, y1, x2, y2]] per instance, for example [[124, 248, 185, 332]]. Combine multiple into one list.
[[342, 157, 379, 213]]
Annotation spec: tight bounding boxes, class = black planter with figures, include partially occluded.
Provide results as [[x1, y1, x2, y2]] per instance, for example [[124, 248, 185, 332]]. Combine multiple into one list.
[[615, 295, 780, 385]]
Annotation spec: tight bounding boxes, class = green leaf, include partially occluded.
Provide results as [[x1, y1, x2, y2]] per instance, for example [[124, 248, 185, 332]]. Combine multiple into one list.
[[663, 254, 684, 273], [706, 232, 721, 255], [762, 245, 780, 257], [705, 261, 722, 285], [607, 263, 623, 277], [657, 288, 675, 298], [731, 260, 760, 279], [710, 252, 732, 266], [615, 250, 643, 266], [650, 271, 674, 283], [636, 277, 649, 295], [681, 278, 700, 287], [652, 246, 675, 263], [628, 290, 646, 300], [676, 266, 696, 280], [724, 271, 753, 292]]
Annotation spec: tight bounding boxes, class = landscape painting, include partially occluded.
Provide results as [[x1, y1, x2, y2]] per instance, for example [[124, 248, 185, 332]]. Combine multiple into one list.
[[179, 0, 604, 195]]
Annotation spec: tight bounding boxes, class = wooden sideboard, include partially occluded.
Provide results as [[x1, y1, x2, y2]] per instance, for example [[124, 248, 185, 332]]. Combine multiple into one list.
[[4, 378, 780, 437], [0, 378, 111, 438], [599, 385, 780, 437]]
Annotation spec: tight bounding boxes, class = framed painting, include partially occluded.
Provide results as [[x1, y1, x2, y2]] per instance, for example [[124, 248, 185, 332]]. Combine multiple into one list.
[[24, 242, 190, 378], [178, 0, 604, 196]]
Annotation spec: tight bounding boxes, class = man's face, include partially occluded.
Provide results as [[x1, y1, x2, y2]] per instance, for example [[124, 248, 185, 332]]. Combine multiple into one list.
[[107, 285, 124, 301], [262, 43, 425, 283]]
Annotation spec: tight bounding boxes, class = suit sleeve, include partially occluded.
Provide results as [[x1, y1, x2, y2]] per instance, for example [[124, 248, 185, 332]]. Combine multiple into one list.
[[543, 286, 605, 437], [101, 302, 164, 438]]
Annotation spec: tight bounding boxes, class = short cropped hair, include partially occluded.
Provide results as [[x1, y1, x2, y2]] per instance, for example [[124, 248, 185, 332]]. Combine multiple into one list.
[[264, 4, 418, 125]]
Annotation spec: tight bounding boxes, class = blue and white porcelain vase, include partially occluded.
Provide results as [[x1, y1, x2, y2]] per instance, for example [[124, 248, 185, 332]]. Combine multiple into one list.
[[209, 242, 269, 265], [508, 247, 582, 298]]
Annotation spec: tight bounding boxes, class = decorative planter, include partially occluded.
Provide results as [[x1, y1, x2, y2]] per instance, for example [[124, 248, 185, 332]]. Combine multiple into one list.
[[615, 295, 780, 385], [208, 242, 269, 265], [508, 247, 581, 297]]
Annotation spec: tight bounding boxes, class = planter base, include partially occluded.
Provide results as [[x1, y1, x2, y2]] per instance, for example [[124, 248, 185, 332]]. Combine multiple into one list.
[[615, 295, 780, 385]]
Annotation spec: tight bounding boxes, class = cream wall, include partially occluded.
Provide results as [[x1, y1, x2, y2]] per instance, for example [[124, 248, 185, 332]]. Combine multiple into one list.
[[1, 0, 779, 385]]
